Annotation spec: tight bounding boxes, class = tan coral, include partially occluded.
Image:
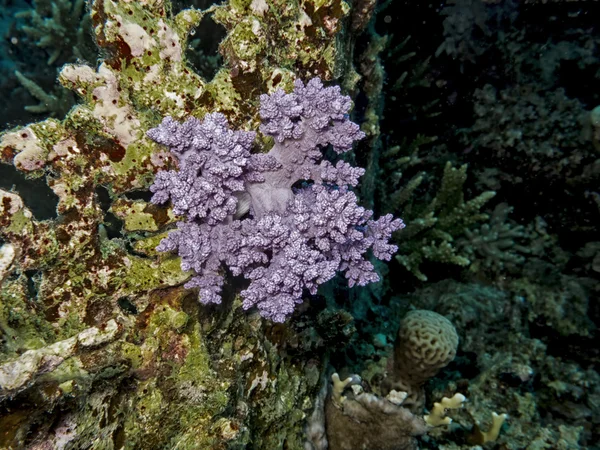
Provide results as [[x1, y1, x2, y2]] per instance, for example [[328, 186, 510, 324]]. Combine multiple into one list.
[[424, 393, 466, 427], [386, 310, 459, 411], [325, 372, 427, 450]]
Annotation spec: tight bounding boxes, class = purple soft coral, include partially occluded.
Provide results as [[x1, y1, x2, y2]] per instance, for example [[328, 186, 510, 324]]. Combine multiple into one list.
[[148, 78, 404, 322], [148, 113, 255, 224]]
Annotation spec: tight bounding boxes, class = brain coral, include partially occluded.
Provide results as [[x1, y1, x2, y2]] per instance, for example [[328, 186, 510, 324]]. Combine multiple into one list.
[[388, 310, 459, 410]]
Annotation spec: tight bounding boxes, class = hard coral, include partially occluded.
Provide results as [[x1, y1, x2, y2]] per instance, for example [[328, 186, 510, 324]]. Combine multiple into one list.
[[385, 310, 459, 411], [323, 373, 427, 450], [149, 78, 404, 322]]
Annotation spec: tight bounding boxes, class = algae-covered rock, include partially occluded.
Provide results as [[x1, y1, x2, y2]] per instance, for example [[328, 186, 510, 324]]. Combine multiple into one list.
[[0, 0, 359, 447]]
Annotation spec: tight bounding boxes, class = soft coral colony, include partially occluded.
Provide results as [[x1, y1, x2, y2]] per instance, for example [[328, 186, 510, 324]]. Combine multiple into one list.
[[149, 78, 404, 322]]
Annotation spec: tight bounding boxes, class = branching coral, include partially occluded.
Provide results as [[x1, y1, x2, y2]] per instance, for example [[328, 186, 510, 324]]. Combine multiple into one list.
[[458, 203, 531, 275], [16, 0, 96, 65], [374, 126, 503, 281], [149, 78, 404, 322], [14, 70, 75, 117], [9, 0, 98, 117], [393, 162, 496, 281]]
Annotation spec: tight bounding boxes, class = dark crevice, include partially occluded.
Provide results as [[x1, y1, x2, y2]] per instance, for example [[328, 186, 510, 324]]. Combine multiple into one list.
[[123, 190, 153, 202], [95, 187, 125, 239], [24, 269, 40, 300], [102, 211, 124, 239], [0, 163, 59, 220], [95, 185, 113, 213], [183, 10, 225, 81], [117, 296, 138, 315]]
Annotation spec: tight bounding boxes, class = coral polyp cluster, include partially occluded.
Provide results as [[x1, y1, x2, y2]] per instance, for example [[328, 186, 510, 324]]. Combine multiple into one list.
[[148, 78, 404, 322]]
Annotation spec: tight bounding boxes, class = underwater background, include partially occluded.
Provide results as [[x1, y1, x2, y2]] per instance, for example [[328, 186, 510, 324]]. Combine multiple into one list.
[[0, 0, 598, 449]]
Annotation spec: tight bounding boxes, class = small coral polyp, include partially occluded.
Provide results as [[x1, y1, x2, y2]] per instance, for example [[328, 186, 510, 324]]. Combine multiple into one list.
[[148, 78, 403, 322]]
